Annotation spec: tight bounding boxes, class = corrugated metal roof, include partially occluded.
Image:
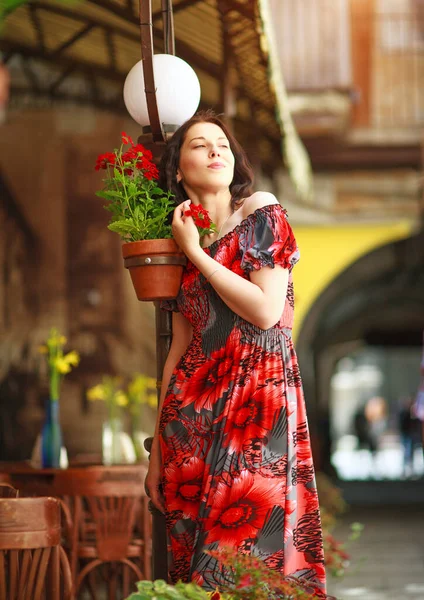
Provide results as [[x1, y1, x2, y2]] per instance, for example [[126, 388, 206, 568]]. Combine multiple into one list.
[[1, 0, 313, 191]]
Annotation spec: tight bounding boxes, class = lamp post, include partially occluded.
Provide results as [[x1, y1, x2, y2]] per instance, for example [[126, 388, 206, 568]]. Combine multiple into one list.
[[123, 2, 200, 142], [122, 0, 201, 581]]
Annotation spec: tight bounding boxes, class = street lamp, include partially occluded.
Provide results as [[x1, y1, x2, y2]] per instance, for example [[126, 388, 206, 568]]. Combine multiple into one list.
[[123, 53, 201, 137], [122, 0, 201, 581], [123, 0, 201, 143]]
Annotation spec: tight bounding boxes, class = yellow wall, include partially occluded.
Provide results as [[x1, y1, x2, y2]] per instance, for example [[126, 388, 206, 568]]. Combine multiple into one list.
[[292, 222, 414, 340]]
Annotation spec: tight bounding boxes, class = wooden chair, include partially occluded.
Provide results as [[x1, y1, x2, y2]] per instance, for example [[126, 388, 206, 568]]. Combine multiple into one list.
[[54, 465, 151, 600], [0, 483, 18, 498], [0, 496, 73, 599]]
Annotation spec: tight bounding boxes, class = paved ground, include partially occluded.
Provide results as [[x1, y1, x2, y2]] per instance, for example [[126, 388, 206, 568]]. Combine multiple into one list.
[[326, 504, 424, 600]]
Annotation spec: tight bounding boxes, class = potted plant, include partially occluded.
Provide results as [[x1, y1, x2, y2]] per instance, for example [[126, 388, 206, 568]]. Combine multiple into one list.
[[95, 132, 183, 301], [126, 580, 224, 600], [125, 548, 333, 599]]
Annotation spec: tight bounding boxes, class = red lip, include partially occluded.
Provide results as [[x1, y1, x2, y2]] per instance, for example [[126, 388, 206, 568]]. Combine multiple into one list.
[[208, 162, 225, 168]]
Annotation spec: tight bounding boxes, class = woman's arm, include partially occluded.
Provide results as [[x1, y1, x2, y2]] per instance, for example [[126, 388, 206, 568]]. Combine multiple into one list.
[[173, 194, 290, 330], [146, 311, 192, 512]]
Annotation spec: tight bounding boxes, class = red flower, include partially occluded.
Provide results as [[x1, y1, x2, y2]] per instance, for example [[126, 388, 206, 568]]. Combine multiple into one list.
[[216, 365, 286, 455], [121, 131, 134, 146], [177, 346, 234, 413], [94, 152, 116, 171], [120, 145, 159, 180], [185, 204, 213, 228], [205, 470, 284, 546], [141, 161, 159, 180], [163, 457, 205, 519]]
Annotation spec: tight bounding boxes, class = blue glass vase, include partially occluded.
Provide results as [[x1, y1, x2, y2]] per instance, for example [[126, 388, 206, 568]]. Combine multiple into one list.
[[41, 398, 62, 468]]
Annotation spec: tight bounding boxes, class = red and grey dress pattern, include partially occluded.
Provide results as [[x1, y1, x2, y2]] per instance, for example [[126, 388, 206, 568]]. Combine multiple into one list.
[[159, 204, 326, 594]]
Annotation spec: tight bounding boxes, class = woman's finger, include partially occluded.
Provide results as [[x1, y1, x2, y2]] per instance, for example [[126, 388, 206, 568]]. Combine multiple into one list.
[[181, 199, 192, 217]]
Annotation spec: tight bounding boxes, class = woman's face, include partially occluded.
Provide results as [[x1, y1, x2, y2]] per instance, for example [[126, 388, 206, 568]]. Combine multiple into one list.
[[177, 122, 235, 194]]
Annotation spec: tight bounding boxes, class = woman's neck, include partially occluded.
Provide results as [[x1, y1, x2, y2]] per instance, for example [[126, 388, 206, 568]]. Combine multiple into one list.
[[188, 189, 232, 224]]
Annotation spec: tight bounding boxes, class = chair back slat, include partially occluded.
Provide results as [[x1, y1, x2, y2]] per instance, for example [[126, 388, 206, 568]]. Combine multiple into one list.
[[0, 552, 6, 600], [8, 550, 18, 599], [86, 495, 139, 561], [55, 465, 148, 561], [16, 550, 31, 600], [47, 546, 60, 599], [24, 548, 42, 599], [34, 547, 52, 600]]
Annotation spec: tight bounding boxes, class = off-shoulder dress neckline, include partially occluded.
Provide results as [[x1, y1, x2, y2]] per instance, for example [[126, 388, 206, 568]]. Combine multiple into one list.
[[202, 203, 281, 250]]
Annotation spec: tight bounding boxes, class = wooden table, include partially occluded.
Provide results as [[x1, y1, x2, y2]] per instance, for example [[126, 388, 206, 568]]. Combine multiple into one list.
[[0, 460, 148, 495]]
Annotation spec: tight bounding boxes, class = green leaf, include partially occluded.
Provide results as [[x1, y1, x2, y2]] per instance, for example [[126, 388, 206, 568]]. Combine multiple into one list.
[[96, 190, 124, 200], [107, 220, 138, 235], [127, 181, 138, 197], [151, 187, 165, 195]]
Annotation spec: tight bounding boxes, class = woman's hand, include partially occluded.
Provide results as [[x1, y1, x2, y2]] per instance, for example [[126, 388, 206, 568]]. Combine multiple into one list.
[[145, 456, 165, 514], [172, 200, 201, 257]]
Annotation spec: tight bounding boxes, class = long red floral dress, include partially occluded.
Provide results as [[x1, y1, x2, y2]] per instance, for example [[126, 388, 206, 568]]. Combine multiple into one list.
[[159, 203, 326, 594]]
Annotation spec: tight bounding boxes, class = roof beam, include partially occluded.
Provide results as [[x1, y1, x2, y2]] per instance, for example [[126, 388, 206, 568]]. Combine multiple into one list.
[[219, 0, 255, 21], [85, 0, 206, 23], [152, 0, 204, 22], [50, 22, 96, 57], [27, 3, 46, 52], [33, 1, 221, 80], [85, 0, 135, 22], [104, 29, 117, 71], [0, 40, 124, 82]]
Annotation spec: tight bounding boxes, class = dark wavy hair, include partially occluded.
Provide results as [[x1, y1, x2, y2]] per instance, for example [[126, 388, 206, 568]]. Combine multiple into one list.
[[158, 110, 254, 211]]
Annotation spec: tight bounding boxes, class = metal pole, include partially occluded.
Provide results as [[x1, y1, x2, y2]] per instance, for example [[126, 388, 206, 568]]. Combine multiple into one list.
[[138, 0, 176, 580], [162, 0, 175, 56], [139, 0, 165, 143]]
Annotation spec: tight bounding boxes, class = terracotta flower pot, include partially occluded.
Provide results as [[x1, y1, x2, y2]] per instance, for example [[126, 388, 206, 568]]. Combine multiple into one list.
[[122, 239, 186, 302]]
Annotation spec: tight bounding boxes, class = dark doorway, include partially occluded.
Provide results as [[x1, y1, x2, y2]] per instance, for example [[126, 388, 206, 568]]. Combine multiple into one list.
[[297, 228, 424, 483]]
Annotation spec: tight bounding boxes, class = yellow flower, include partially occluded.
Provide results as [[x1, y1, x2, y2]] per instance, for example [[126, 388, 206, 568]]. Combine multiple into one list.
[[63, 350, 80, 367], [55, 358, 71, 374], [115, 391, 128, 407], [87, 384, 106, 401], [128, 374, 157, 406]]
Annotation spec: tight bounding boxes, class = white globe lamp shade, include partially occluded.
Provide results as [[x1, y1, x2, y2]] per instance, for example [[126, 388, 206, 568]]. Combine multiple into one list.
[[123, 54, 201, 129]]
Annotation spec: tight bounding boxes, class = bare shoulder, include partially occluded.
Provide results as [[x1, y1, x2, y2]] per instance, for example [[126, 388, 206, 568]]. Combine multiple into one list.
[[241, 191, 279, 219]]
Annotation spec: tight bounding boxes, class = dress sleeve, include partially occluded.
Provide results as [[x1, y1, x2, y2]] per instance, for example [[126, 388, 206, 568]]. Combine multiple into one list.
[[239, 204, 300, 274], [160, 299, 180, 312]]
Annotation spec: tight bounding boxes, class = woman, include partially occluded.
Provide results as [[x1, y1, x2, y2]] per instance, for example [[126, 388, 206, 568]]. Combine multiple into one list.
[[145, 110, 326, 594]]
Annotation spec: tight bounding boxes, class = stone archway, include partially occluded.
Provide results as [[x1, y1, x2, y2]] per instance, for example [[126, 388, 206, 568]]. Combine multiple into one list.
[[297, 227, 424, 474]]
